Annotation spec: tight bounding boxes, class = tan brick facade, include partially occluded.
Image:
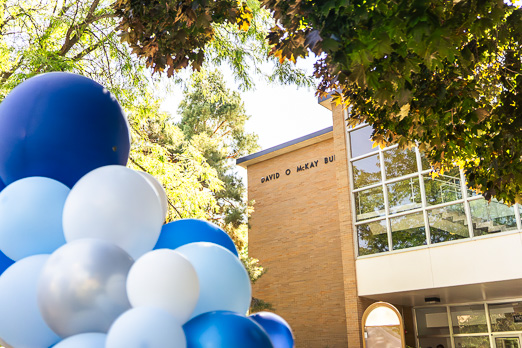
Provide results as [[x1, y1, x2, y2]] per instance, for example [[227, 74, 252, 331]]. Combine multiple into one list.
[[248, 134, 348, 347], [242, 103, 415, 347]]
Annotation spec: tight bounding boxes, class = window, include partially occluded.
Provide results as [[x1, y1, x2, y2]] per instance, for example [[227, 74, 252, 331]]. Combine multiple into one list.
[[415, 302, 522, 348], [347, 124, 521, 257]]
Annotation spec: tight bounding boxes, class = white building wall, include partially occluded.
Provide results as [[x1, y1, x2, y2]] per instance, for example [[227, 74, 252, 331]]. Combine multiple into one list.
[[357, 231, 522, 296]]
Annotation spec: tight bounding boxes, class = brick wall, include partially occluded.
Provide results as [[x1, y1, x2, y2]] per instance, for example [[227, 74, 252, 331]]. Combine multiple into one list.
[[248, 135, 349, 348]]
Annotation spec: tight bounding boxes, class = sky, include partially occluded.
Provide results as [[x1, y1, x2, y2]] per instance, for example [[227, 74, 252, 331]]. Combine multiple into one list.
[[160, 57, 332, 153]]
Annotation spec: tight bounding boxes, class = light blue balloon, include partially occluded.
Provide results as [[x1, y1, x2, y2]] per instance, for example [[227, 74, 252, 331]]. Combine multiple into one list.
[[106, 307, 186, 348], [0, 255, 61, 348], [0, 177, 69, 260], [175, 242, 251, 319], [52, 333, 106, 348]]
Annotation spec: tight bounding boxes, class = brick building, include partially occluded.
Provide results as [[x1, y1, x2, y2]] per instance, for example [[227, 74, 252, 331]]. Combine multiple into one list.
[[237, 98, 522, 348]]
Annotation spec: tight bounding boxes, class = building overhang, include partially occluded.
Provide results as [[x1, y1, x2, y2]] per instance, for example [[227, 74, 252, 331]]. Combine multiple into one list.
[[236, 126, 333, 168]]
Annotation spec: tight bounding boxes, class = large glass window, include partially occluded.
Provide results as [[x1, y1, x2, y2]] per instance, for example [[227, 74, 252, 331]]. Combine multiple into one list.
[[354, 187, 385, 221], [416, 307, 450, 336], [357, 220, 389, 256], [453, 336, 490, 348], [390, 212, 426, 250], [469, 198, 517, 236], [348, 125, 522, 257], [387, 178, 422, 214], [424, 168, 462, 206], [450, 305, 488, 334], [384, 147, 418, 179], [489, 302, 522, 332], [428, 204, 469, 244], [416, 302, 522, 348], [350, 126, 377, 158], [353, 154, 381, 188]]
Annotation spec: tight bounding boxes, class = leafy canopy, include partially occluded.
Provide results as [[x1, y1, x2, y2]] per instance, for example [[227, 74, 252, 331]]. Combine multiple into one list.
[[264, 0, 522, 204], [0, 0, 221, 220], [113, 0, 315, 90]]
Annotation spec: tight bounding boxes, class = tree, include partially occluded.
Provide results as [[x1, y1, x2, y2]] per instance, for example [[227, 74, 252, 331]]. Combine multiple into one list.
[[177, 69, 272, 311], [263, 0, 522, 204], [0, 1, 271, 310], [113, 0, 315, 90], [0, 0, 221, 220]]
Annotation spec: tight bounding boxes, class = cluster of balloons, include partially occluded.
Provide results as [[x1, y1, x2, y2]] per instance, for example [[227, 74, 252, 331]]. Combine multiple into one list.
[[0, 73, 294, 348]]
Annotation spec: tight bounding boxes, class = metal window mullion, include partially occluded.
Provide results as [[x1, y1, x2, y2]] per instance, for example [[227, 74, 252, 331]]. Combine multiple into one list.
[[415, 147, 431, 246], [345, 111, 361, 258], [379, 149, 392, 251], [447, 306, 456, 348], [515, 204, 522, 230], [412, 308, 420, 348], [485, 303, 495, 348], [460, 168, 474, 238]]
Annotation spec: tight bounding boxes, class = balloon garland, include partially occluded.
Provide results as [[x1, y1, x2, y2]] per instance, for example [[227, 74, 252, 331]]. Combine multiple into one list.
[[0, 73, 295, 348]]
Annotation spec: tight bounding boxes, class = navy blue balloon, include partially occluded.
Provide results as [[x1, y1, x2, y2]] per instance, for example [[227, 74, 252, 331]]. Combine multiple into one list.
[[249, 312, 294, 348], [0, 249, 13, 276], [0, 178, 4, 193], [0, 72, 130, 187], [184, 311, 273, 348], [154, 219, 238, 257]]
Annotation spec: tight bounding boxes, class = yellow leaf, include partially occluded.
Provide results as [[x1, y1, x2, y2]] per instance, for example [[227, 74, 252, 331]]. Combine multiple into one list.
[[398, 103, 410, 121]]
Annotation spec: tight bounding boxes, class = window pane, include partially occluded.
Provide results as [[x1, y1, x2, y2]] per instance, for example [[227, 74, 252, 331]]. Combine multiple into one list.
[[416, 307, 450, 336], [489, 302, 522, 332], [418, 337, 451, 348], [357, 220, 388, 256], [383, 147, 418, 179], [428, 204, 469, 244], [350, 126, 377, 158], [387, 177, 422, 214], [391, 212, 426, 250], [450, 305, 488, 334], [354, 187, 385, 221], [424, 168, 462, 206], [420, 152, 431, 171], [353, 154, 381, 188], [453, 336, 490, 348], [470, 198, 517, 236]]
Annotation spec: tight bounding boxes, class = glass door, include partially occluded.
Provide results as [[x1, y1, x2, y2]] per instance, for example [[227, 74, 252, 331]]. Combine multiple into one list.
[[495, 337, 521, 348]]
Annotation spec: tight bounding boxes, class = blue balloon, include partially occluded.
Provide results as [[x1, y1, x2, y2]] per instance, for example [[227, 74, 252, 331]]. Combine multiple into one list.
[[0, 177, 69, 260], [184, 311, 273, 348], [0, 178, 5, 193], [52, 333, 106, 348], [175, 242, 251, 319], [0, 249, 14, 276], [155, 219, 238, 257], [0, 255, 61, 348], [106, 307, 186, 348], [249, 312, 295, 348], [0, 72, 130, 188]]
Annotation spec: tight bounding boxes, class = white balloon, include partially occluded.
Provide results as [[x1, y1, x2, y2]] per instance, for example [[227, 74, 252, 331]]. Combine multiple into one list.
[[137, 171, 168, 222], [126, 249, 199, 324], [175, 242, 252, 319], [63, 165, 163, 259]]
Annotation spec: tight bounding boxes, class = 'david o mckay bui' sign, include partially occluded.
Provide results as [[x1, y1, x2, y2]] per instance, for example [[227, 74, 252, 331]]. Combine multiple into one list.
[[260, 155, 336, 184]]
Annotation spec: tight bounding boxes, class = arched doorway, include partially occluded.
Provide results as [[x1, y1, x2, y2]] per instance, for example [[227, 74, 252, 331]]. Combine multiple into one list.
[[362, 302, 406, 348]]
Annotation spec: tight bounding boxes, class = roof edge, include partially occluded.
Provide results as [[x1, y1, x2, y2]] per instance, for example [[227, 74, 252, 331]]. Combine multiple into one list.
[[236, 126, 334, 168]]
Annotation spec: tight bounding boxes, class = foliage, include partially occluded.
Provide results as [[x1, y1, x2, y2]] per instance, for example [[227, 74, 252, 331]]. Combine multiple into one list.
[[0, 0, 270, 300], [113, 0, 253, 74], [178, 69, 259, 240], [113, 0, 314, 90], [263, 0, 522, 204], [0, 0, 221, 220], [177, 69, 268, 293]]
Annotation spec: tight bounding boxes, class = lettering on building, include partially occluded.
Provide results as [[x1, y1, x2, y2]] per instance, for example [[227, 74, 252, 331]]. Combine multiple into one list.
[[260, 155, 335, 184]]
